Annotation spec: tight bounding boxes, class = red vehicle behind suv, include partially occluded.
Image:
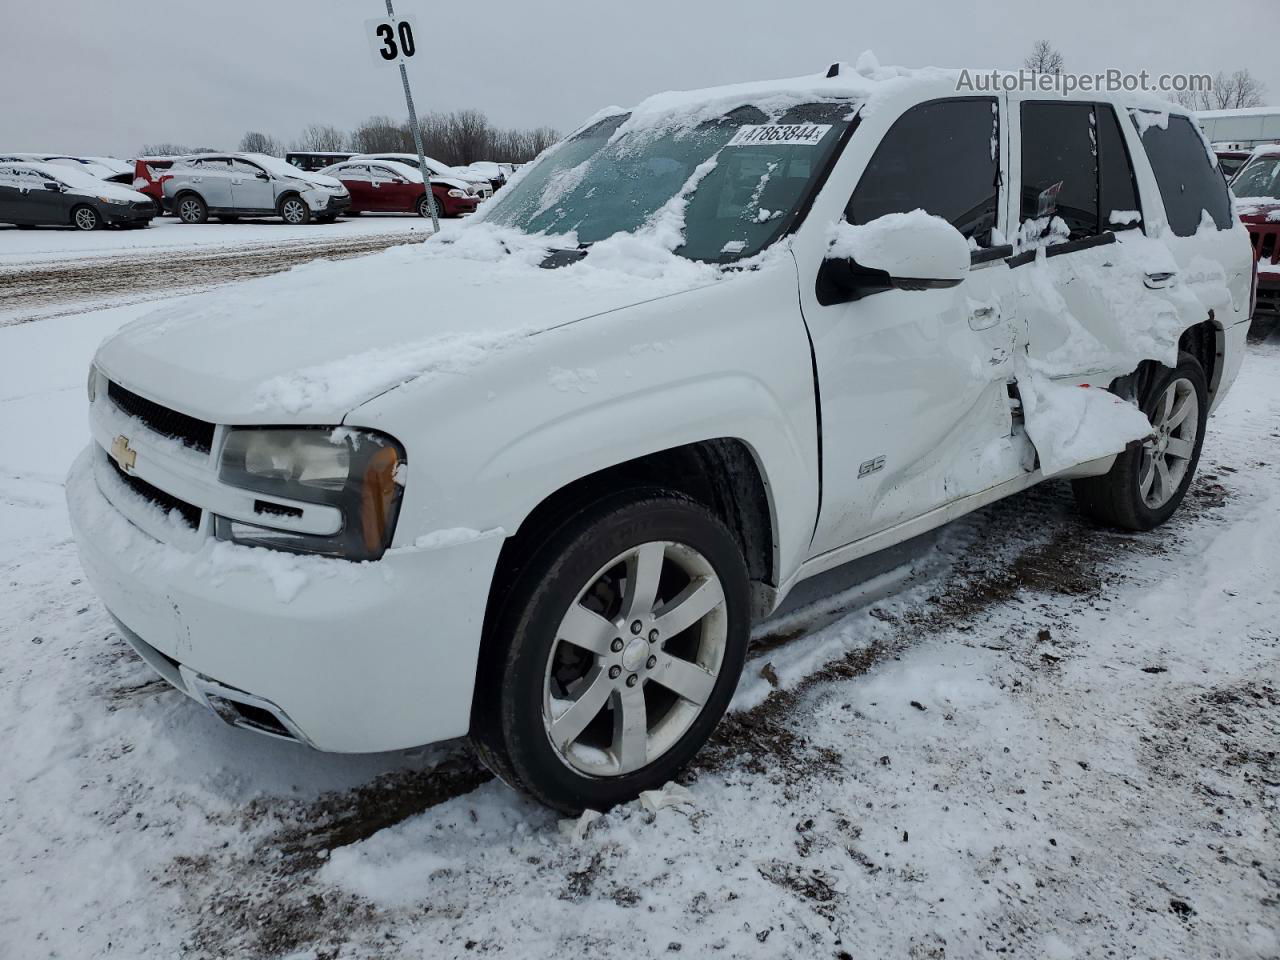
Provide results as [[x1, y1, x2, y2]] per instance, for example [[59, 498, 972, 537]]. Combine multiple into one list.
[[318, 159, 479, 219], [1231, 146, 1280, 320]]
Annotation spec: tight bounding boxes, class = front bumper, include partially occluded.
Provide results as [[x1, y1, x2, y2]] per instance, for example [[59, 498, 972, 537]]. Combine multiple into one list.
[[66, 445, 504, 753], [101, 203, 155, 226]]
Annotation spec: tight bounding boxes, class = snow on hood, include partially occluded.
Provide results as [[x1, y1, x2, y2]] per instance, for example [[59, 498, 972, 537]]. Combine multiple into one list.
[[94, 223, 723, 424]]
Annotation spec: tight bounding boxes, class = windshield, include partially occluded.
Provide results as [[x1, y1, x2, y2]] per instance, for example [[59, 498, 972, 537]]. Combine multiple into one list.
[[483, 101, 856, 262], [1233, 156, 1280, 199]]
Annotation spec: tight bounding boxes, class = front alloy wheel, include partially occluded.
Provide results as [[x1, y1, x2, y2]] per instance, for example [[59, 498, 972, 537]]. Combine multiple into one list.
[[471, 492, 750, 813], [544, 541, 727, 777], [280, 197, 311, 225], [72, 206, 100, 231]]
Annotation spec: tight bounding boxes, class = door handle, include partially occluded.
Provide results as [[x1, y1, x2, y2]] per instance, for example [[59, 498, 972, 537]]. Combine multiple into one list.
[[231, 178, 242, 184], [968, 305, 1000, 330], [1144, 271, 1177, 289]]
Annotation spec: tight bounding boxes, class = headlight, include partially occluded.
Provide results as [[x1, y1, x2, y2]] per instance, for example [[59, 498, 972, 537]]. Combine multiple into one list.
[[98, 196, 129, 205], [215, 428, 406, 562], [448, 189, 467, 198]]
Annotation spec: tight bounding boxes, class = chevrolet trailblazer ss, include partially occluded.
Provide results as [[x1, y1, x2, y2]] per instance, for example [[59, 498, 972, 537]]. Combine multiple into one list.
[[68, 62, 1254, 812]]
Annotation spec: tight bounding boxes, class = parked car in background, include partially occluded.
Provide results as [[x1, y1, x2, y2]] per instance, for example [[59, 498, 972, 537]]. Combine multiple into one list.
[[1232, 145, 1280, 320], [350, 152, 495, 198], [1198, 107, 1280, 150], [286, 151, 354, 172], [455, 160, 508, 192], [0, 153, 122, 181], [115, 156, 186, 212], [1215, 148, 1254, 181], [163, 153, 349, 224], [69, 68, 1253, 812], [318, 159, 479, 218], [0, 161, 155, 229]]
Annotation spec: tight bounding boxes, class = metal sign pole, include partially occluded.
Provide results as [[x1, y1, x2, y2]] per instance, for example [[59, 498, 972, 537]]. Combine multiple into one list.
[[385, 0, 440, 232]]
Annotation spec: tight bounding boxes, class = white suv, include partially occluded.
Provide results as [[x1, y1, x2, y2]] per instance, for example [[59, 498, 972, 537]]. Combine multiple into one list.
[[68, 63, 1254, 812]]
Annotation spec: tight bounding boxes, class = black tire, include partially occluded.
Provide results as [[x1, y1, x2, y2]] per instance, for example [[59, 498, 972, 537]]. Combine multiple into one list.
[[342, 209, 362, 217], [418, 194, 444, 220], [278, 194, 311, 225], [175, 194, 207, 224], [315, 214, 337, 224], [71, 205, 101, 231], [1072, 351, 1209, 531], [470, 491, 750, 814]]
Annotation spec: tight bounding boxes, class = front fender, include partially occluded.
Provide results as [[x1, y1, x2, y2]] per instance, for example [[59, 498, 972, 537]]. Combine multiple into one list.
[[346, 262, 820, 587]]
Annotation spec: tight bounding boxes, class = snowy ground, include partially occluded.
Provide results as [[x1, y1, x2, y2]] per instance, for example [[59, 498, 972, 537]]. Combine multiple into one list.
[[0, 216, 433, 325], [1, 302, 1278, 959]]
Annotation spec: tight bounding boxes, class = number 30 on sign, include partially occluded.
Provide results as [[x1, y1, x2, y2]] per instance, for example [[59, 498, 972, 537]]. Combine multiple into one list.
[[365, 17, 418, 65]]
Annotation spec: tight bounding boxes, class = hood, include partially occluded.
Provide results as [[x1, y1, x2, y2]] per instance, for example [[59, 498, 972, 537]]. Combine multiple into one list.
[[94, 226, 722, 425], [432, 175, 471, 191], [1235, 197, 1280, 224]]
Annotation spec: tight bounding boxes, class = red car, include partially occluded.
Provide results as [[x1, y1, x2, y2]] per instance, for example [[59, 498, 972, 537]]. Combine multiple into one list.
[[318, 159, 479, 219], [122, 157, 182, 213], [1232, 146, 1280, 321]]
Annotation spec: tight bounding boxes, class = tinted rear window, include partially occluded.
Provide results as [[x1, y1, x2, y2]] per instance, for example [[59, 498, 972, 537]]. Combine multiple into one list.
[[1020, 102, 1098, 239], [1134, 113, 1233, 236]]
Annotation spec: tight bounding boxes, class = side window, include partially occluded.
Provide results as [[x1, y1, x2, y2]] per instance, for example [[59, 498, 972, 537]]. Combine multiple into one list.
[[1095, 104, 1141, 228], [1133, 113, 1233, 237], [1019, 102, 1098, 240], [848, 98, 1000, 246], [230, 159, 263, 176]]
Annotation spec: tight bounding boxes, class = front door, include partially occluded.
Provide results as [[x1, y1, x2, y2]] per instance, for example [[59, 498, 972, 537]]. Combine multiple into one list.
[[230, 158, 276, 212], [368, 164, 410, 211], [803, 96, 1027, 556]]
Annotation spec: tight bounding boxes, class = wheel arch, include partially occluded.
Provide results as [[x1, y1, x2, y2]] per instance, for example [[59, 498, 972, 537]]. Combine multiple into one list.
[[1178, 316, 1224, 403], [480, 438, 779, 655]]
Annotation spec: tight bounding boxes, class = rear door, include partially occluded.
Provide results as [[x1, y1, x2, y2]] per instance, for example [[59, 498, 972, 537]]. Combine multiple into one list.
[[188, 157, 235, 209], [337, 164, 373, 210], [229, 158, 275, 212], [804, 96, 1028, 554], [0, 164, 22, 220]]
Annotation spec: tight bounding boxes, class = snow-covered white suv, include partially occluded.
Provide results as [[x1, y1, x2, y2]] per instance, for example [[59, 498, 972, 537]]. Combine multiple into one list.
[[163, 152, 350, 224], [68, 62, 1253, 812]]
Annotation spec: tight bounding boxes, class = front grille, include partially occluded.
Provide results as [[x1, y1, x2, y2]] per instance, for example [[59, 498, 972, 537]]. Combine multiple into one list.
[[107, 381, 215, 454], [1250, 227, 1280, 264], [107, 453, 202, 529]]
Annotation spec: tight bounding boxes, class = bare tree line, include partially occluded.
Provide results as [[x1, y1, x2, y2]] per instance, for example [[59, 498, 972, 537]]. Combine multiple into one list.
[[142, 109, 559, 165], [1021, 39, 1267, 111]]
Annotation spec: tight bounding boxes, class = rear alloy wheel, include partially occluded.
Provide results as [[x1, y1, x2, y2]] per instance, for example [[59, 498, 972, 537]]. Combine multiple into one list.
[[279, 196, 311, 225], [471, 493, 750, 813], [72, 205, 101, 231], [1072, 352, 1208, 530], [176, 195, 207, 224]]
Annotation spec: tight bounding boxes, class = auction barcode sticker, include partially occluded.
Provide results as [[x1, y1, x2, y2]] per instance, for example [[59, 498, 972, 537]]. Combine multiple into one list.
[[725, 124, 833, 147]]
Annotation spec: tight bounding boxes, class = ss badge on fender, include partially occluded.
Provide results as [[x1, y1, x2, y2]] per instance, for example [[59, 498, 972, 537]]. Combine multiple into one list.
[[858, 455, 886, 478]]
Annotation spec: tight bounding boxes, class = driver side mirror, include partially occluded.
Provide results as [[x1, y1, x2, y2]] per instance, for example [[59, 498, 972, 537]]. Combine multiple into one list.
[[44, 181, 64, 192], [817, 212, 970, 305], [255, 171, 269, 180]]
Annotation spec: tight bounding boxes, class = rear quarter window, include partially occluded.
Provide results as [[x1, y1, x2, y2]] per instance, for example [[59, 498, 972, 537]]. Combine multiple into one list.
[[1133, 113, 1233, 237]]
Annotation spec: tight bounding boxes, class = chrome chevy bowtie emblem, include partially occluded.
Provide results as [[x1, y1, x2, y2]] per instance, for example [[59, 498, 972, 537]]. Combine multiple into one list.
[[110, 435, 137, 473]]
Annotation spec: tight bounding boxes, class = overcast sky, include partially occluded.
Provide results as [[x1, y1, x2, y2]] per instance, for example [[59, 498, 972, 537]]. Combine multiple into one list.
[[2, 0, 1277, 158]]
